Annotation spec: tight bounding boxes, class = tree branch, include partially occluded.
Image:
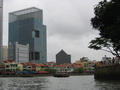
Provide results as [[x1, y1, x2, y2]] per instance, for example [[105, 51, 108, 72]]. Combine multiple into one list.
[[101, 48, 116, 56]]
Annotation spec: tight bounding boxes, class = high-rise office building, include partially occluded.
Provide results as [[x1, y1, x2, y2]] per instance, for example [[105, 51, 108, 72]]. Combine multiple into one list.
[[0, 0, 3, 62], [56, 50, 71, 65], [2, 46, 8, 61], [8, 7, 47, 64]]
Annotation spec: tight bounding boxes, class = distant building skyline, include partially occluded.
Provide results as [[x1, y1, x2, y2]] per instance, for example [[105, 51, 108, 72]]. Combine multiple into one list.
[[56, 49, 71, 65], [8, 7, 47, 64], [2, 0, 114, 62]]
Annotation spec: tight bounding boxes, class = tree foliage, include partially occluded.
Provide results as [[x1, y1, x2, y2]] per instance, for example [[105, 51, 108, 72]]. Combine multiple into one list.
[[74, 68, 84, 73], [89, 0, 120, 57]]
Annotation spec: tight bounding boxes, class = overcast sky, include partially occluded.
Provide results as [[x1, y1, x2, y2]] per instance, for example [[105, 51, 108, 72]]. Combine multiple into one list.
[[3, 0, 113, 62]]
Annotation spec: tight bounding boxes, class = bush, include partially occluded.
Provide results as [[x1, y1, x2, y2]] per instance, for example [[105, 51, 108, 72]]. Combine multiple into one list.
[[74, 68, 84, 73]]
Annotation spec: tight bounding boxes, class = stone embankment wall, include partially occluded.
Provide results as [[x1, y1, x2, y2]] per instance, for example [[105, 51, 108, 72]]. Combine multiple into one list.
[[94, 64, 120, 80]]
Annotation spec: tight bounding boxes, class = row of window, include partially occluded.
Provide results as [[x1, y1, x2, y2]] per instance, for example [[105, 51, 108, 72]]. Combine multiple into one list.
[[6, 64, 17, 68], [33, 30, 40, 38]]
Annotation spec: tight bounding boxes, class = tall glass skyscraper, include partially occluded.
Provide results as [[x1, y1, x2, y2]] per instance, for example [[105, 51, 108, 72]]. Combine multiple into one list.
[[0, 0, 3, 62], [8, 7, 47, 64]]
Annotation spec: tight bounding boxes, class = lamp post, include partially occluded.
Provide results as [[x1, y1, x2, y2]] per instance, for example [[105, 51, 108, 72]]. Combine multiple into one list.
[[0, 0, 3, 62]]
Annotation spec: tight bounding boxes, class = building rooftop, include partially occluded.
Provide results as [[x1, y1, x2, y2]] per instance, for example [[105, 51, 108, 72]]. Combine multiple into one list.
[[10, 7, 42, 16], [57, 49, 68, 55]]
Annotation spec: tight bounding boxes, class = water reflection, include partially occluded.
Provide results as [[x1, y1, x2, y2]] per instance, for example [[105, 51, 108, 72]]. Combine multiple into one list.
[[95, 79, 120, 90], [0, 77, 49, 90], [0, 76, 120, 90]]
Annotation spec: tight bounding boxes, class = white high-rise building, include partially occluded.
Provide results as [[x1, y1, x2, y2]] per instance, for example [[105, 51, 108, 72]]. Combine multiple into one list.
[[0, 0, 3, 62], [2, 46, 8, 61], [8, 42, 29, 63]]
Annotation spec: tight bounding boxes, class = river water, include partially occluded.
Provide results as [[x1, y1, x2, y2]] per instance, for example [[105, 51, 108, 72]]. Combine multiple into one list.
[[0, 75, 120, 90]]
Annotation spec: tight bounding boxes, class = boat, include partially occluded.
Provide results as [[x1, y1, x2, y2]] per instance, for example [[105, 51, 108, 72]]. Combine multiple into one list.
[[53, 72, 70, 77]]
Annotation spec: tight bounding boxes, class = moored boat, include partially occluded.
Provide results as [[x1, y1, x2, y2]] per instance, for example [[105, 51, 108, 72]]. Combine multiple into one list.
[[53, 72, 70, 77]]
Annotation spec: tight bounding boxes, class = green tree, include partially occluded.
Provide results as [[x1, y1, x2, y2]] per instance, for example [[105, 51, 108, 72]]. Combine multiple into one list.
[[74, 68, 84, 73], [89, 0, 120, 58]]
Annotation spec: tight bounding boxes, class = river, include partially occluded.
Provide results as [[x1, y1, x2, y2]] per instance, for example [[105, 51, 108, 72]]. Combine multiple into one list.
[[0, 75, 120, 90]]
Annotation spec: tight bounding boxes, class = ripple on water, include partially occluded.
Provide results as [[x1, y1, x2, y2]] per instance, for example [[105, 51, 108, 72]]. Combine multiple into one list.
[[0, 76, 120, 90]]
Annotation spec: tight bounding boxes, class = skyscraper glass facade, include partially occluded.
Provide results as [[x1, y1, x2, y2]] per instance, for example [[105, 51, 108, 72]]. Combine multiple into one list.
[[0, 0, 3, 62], [8, 7, 47, 64]]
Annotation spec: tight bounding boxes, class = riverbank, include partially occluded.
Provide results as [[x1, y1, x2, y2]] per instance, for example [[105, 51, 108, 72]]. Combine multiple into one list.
[[0, 73, 93, 77], [94, 64, 120, 80]]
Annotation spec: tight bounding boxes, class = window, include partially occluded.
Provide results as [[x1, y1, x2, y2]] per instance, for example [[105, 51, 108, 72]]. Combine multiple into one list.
[[29, 52, 40, 60], [35, 52, 40, 60], [6, 65, 9, 68], [29, 52, 34, 60], [35, 30, 39, 38]]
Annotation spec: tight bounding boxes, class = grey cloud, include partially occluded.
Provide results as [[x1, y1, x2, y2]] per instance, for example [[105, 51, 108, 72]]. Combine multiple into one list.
[[44, 0, 100, 40], [3, 0, 114, 62]]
